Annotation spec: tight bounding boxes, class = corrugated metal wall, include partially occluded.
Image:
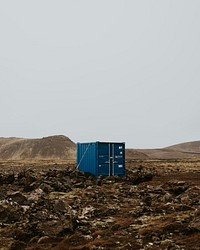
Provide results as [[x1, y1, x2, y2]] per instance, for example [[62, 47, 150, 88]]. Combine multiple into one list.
[[77, 142, 125, 177]]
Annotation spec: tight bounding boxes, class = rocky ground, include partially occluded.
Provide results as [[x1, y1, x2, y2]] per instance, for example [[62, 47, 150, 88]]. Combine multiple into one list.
[[0, 159, 200, 250]]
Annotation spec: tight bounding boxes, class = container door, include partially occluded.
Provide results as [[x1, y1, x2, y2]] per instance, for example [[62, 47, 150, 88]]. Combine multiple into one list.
[[112, 143, 125, 176], [98, 143, 125, 176], [98, 143, 110, 176]]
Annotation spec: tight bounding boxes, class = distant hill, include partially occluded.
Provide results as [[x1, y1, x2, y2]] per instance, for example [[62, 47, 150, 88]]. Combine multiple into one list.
[[0, 135, 76, 161], [166, 141, 200, 153], [0, 137, 25, 148], [127, 140, 200, 159], [125, 149, 149, 159], [1, 136, 200, 160]]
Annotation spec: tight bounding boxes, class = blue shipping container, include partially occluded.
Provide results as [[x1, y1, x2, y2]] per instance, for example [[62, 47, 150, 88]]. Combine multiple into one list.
[[76, 142, 125, 177]]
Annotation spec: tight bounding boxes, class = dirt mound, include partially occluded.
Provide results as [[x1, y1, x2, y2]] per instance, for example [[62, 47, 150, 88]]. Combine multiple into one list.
[[0, 135, 76, 161]]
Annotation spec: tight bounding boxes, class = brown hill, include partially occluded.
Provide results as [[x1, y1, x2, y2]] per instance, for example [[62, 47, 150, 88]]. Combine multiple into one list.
[[166, 140, 200, 153], [1, 137, 200, 161], [0, 137, 24, 147], [125, 149, 149, 159], [128, 140, 200, 159], [0, 135, 76, 161]]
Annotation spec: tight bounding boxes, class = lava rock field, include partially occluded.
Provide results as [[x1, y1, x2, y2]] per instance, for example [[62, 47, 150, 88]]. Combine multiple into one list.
[[0, 159, 200, 250]]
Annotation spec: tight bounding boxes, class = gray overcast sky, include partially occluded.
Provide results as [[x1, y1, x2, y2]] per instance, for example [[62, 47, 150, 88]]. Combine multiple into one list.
[[0, 1, 200, 148]]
